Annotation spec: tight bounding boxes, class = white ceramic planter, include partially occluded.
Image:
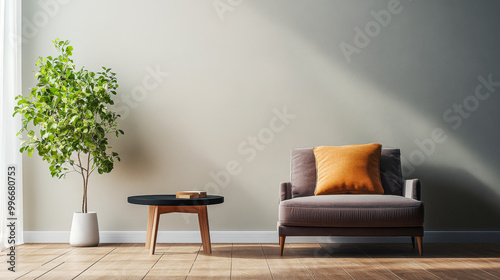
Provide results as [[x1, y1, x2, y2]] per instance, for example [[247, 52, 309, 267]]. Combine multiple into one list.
[[69, 212, 100, 247]]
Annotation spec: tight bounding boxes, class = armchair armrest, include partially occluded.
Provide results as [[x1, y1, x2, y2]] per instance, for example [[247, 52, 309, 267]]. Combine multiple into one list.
[[280, 182, 292, 201], [404, 179, 421, 200]]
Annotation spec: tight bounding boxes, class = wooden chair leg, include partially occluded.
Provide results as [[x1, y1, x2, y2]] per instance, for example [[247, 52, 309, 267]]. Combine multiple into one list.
[[416, 236, 423, 256], [411, 236, 415, 249], [279, 236, 286, 256]]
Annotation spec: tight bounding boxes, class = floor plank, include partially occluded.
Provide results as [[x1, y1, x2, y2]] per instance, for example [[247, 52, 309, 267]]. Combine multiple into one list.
[[14, 261, 64, 280], [145, 244, 201, 280], [0, 244, 74, 280], [320, 243, 401, 280], [262, 244, 314, 280], [37, 262, 96, 280], [354, 243, 440, 280], [289, 243, 352, 280], [231, 244, 273, 280], [450, 244, 500, 277], [76, 260, 158, 280], [186, 244, 232, 280], [402, 243, 500, 280]]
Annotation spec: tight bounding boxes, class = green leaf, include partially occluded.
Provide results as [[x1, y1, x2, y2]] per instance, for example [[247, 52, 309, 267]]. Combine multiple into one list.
[[33, 117, 43, 126], [69, 115, 78, 123], [84, 139, 96, 150], [15, 38, 124, 181]]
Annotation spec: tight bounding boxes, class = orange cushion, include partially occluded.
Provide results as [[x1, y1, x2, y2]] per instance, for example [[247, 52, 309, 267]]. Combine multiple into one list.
[[313, 143, 384, 195]]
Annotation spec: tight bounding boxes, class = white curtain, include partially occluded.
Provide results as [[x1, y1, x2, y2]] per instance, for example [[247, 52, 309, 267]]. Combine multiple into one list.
[[0, 0, 23, 248]]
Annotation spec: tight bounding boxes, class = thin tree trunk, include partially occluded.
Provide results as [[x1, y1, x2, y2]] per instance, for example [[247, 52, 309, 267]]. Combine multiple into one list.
[[83, 178, 87, 213], [78, 152, 86, 213], [85, 154, 91, 213], [77, 152, 92, 213]]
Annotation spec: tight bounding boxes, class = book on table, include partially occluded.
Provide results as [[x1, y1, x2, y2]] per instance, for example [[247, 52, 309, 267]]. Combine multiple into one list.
[[176, 191, 207, 199]]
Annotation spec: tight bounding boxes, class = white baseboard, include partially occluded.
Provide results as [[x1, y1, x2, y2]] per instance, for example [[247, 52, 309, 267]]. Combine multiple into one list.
[[23, 231, 500, 244]]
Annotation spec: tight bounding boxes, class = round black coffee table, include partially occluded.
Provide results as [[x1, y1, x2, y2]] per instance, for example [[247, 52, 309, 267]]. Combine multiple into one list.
[[128, 195, 224, 255]]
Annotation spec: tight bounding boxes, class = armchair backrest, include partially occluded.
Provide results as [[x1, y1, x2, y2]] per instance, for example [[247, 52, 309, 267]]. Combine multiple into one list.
[[290, 147, 404, 198]]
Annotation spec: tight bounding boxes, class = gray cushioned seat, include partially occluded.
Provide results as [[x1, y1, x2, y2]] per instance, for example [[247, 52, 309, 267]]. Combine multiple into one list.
[[279, 194, 423, 227]]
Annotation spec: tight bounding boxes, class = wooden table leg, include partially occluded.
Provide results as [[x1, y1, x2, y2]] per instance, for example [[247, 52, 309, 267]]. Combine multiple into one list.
[[149, 206, 160, 255], [145, 206, 155, 249], [144, 205, 213, 255], [197, 205, 212, 254]]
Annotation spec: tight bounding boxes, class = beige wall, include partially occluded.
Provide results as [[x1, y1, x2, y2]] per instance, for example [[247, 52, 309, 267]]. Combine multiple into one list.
[[22, 0, 500, 232]]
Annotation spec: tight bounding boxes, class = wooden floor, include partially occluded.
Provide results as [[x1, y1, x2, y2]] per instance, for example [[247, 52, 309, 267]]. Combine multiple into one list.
[[1, 243, 499, 279]]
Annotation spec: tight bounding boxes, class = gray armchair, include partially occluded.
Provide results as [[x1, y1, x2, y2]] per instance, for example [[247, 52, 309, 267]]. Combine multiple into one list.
[[278, 147, 424, 256]]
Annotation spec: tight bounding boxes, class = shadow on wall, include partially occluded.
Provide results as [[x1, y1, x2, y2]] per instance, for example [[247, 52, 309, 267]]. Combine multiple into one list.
[[245, 0, 500, 168], [114, 115, 162, 177], [416, 165, 500, 231], [244, 0, 500, 229]]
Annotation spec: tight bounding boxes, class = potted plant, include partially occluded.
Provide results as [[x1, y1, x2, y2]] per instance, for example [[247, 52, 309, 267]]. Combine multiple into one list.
[[14, 39, 124, 246]]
